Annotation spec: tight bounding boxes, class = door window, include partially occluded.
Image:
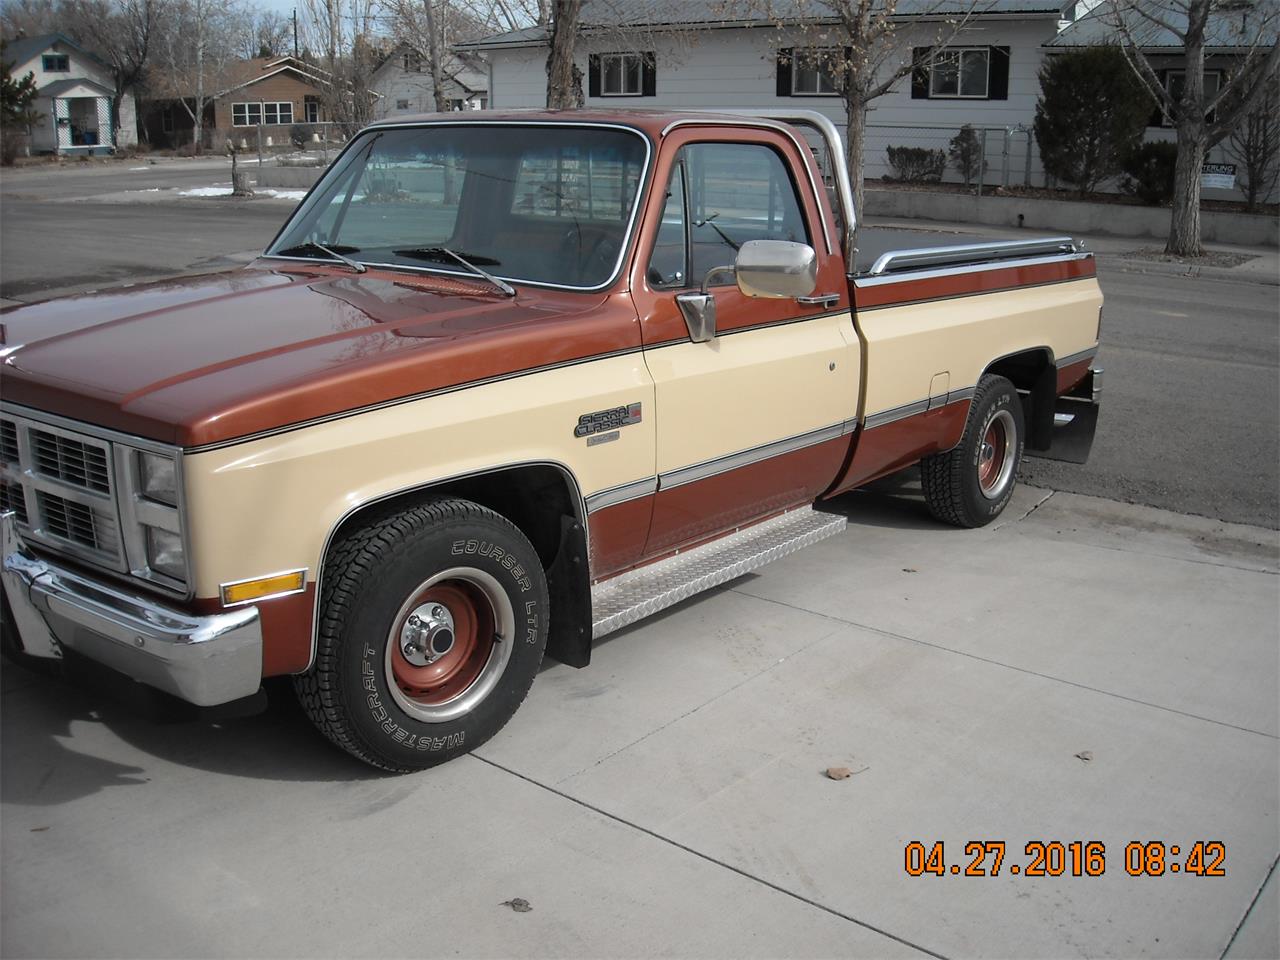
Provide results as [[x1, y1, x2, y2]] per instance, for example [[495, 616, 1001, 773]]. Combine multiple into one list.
[[648, 141, 811, 288]]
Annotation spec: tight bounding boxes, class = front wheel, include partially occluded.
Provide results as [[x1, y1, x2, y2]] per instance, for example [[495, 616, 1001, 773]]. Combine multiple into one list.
[[921, 374, 1025, 528], [295, 498, 549, 772]]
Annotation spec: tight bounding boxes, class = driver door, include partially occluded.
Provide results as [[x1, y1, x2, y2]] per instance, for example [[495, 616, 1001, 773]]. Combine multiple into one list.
[[631, 130, 859, 557]]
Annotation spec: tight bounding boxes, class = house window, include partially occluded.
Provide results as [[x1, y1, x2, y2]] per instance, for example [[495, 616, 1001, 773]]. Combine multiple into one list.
[[42, 54, 70, 72], [161, 105, 174, 133], [1162, 70, 1222, 126], [305, 98, 319, 123], [396, 99, 411, 110], [403, 52, 421, 72], [601, 53, 644, 96], [232, 101, 293, 126], [791, 48, 842, 96], [263, 101, 293, 125], [929, 48, 990, 98]]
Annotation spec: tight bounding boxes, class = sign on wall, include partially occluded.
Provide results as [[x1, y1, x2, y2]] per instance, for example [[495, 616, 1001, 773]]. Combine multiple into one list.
[[1201, 162, 1236, 190]]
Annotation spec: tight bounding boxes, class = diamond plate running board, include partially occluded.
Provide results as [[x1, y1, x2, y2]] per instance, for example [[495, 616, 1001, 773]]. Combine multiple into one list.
[[591, 508, 847, 639]]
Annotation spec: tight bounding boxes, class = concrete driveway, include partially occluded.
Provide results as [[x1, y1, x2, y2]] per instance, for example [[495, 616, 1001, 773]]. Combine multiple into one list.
[[3, 481, 1276, 959]]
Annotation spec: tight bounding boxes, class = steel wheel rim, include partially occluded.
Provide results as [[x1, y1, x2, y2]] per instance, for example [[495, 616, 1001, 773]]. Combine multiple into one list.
[[978, 409, 1016, 499], [385, 566, 514, 723]]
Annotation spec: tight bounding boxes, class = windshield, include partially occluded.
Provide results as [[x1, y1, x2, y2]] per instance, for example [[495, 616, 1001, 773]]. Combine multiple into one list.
[[267, 124, 649, 290]]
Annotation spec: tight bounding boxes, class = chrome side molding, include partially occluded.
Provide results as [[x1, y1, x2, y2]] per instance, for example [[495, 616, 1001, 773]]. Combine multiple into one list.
[[866, 237, 1081, 277]]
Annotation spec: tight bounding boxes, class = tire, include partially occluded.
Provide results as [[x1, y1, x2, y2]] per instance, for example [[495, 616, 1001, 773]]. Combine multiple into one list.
[[921, 374, 1024, 528], [294, 498, 549, 772]]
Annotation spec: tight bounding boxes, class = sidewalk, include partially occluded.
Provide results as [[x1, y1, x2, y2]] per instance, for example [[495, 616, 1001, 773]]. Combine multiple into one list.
[[863, 215, 1280, 285], [3, 483, 1276, 959]]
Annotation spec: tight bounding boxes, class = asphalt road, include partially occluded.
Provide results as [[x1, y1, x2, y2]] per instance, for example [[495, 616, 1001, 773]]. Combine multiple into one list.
[[1, 163, 1276, 527]]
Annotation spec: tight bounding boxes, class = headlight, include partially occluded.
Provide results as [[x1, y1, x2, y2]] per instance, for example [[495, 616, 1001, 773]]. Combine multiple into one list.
[[145, 526, 186, 579], [139, 452, 178, 506]]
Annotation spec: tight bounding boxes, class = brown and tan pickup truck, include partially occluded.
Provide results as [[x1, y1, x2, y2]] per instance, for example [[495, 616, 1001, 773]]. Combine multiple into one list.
[[0, 109, 1102, 770]]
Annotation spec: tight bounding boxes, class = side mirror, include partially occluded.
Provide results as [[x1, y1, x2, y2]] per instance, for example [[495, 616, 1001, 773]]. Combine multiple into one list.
[[735, 239, 818, 300], [674, 240, 818, 345]]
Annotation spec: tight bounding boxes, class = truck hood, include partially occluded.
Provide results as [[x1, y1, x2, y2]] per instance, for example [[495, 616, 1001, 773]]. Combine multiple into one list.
[[0, 263, 637, 448]]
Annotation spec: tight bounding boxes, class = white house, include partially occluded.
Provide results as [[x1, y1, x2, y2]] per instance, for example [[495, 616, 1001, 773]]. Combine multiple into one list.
[[456, 0, 1067, 183], [370, 45, 489, 118], [3, 33, 138, 154]]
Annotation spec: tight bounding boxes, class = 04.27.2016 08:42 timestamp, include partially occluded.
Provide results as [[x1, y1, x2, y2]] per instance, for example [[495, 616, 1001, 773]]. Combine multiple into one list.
[[904, 841, 1227, 878]]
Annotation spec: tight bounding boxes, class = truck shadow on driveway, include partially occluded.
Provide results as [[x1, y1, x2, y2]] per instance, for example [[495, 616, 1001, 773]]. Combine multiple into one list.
[[0, 467, 1000, 800], [1, 667, 382, 806]]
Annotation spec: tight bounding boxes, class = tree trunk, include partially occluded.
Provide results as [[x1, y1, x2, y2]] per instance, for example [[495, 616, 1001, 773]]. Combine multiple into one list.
[[423, 0, 448, 112], [1167, 124, 1205, 257], [545, 0, 581, 110], [843, 91, 868, 254]]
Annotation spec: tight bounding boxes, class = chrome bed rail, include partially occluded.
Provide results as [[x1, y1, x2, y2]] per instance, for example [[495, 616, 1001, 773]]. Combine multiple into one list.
[[865, 237, 1080, 277]]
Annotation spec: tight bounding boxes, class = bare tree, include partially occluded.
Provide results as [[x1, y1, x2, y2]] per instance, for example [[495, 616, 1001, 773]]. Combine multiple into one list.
[[1224, 71, 1279, 211], [60, 0, 156, 145], [1, 0, 57, 38], [245, 9, 293, 59], [457, 0, 550, 31], [385, 0, 489, 111], [298, 0, 380, 132], [757, 0, 982, 244], [545, 0, 580, 107], [153, 0, 249, 148], [1106, 0, 1280, 255]]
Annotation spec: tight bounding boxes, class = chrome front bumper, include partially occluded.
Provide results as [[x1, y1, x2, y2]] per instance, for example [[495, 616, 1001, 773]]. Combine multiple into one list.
[[1, 511, 262, 706]]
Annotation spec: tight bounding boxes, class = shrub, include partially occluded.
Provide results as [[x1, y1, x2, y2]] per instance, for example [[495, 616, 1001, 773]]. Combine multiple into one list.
[[290, 123, 315, 148], [1034, 46, 1150, 195], [886, 145, 945, 183], [948, 125, 986, 187], [1121, 141, 1178, 206]]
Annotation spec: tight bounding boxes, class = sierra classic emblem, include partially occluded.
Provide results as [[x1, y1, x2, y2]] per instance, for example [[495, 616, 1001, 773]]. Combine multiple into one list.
[[574, 402, 642, 439]]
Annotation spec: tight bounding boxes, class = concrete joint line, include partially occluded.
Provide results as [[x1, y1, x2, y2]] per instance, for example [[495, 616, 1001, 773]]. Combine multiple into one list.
[[736, 591, 1280, 742], [551, 623, 843, 787], [472, 754, 951, 960], [1220, 851, 1280, 960]]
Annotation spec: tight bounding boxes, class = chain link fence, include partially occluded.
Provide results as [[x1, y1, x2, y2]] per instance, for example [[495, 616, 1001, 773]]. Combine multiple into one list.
[[220, 121, 354, 167], [863, 122, 1043, 193]]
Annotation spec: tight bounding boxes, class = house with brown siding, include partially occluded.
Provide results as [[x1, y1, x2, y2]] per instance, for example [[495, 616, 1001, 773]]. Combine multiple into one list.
[[140, 56, 330, 149]]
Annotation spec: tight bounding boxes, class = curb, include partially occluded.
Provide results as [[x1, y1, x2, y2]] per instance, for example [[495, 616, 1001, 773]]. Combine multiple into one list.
[[1106, 256, 1279, 286]]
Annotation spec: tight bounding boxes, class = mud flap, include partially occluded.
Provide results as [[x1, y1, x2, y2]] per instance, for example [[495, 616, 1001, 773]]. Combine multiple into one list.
[[544, 515, 591, 668], [1025, 368, 1102, 465]]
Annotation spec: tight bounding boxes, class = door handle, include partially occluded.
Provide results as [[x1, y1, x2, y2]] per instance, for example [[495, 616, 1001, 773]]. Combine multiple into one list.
[[796, 293, 841, 308]]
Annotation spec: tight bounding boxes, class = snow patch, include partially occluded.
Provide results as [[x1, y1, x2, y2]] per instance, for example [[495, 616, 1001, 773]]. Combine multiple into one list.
[[178, 184, 234, 197]]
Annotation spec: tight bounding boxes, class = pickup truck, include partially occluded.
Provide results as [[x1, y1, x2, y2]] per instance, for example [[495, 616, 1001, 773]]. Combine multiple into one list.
[[0, 109, 1102, 771]]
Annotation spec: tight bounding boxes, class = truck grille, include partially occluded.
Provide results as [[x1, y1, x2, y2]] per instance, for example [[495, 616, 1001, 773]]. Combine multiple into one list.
[[31, 429, 111, 493], [0, 412, 125, 571], [39, 492, 118, 553], [0, 480, 28, 524], [0, 420, 18, 463]]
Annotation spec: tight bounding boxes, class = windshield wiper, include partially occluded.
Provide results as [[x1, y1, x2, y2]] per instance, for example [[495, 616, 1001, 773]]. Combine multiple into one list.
[[274, 241, 367, 274], [393, 246, 515, 297]]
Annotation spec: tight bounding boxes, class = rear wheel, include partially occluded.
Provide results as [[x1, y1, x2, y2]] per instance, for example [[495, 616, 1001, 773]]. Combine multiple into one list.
[[294, 498, 548, 772], [921, 375, 1024, 528]]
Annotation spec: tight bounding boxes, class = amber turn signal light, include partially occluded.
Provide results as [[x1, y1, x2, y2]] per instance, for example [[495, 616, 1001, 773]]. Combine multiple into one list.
[[221, 570, 306, 606]]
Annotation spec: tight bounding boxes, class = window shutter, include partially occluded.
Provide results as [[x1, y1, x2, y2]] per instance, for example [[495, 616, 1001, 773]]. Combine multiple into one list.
[[642, 52, 656, 96], [776, 48, 793, 97], [588, 54, 601, 98], [911, 47, 932, 99], [988, 46, 1010, 100]]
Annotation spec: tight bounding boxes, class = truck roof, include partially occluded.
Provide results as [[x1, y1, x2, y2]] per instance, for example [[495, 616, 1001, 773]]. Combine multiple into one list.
[[364, 109, 790, 139]]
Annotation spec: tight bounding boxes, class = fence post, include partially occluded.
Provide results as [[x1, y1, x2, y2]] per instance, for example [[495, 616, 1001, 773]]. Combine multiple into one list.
[[1023, 127, 1033, 187], [256, 125, 263, 167], [1002, 128, 1012, 188], [977, 129, 988, 197]]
